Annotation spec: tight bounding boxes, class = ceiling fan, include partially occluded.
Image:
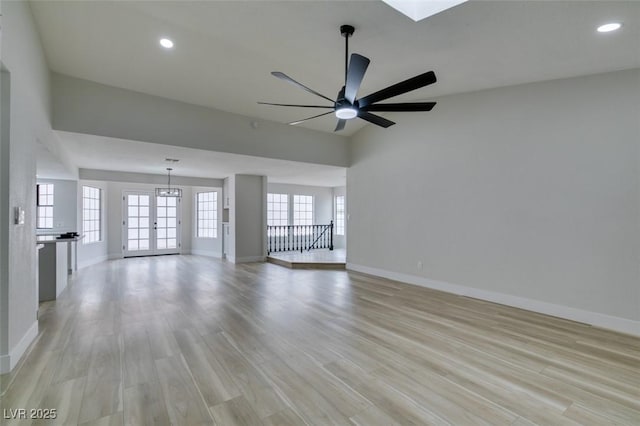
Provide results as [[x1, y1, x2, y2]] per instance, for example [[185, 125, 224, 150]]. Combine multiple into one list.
[[259, 25, 437, 132]]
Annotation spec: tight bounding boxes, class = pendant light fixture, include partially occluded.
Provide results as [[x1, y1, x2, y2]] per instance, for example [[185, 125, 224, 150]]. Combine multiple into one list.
[[156, 167, 182, 197]]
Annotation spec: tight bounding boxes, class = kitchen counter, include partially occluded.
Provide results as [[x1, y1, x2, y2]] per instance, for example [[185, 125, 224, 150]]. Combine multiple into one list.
[[36, 235, 84, 302], [38, 241, 68, 302], [36, 235, 84, 273]]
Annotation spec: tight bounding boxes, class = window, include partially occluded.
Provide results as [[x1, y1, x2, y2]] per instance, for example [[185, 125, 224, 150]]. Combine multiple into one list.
[[293, 195, 313, 232], [336, 195, 345, 236], [82, 186, 101, 243], [267, 193, 288, 237], [196, 191, 217, 238], [37, 183, 54, 229], [267, 193, 288, 226]]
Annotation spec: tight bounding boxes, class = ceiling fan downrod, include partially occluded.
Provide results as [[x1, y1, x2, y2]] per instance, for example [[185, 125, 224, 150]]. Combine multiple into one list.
[[340, 25, 355, 85]]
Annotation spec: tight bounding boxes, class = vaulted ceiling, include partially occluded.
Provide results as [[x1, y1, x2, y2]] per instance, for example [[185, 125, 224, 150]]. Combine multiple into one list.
[[30, 1, 640, 136]]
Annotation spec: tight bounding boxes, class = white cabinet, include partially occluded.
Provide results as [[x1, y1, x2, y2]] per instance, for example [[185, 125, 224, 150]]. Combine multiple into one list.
[[222, 223, 230, 257]]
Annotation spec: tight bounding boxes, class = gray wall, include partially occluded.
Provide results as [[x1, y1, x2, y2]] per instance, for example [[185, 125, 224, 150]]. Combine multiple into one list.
[[0, 66, 10, 365], [52, 73, 349, 168], [233, 175, 267, 262], [1, 0, 55, 372], [348, 69, 640, 333], [36, 178, 77, 234]]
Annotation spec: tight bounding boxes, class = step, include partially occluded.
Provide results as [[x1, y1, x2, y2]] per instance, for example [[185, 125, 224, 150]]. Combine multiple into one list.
[[266, 256, 346, 270]]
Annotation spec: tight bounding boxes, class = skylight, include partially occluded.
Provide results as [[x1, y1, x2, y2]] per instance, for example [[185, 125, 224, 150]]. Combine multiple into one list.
[[381, 0, 468, 22]]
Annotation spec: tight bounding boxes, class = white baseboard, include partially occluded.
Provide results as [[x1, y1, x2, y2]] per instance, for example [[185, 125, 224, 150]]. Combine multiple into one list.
[[228, 255, 266, 264], [78, 254, 109, 269], [347, 263, 640, 337], [0, 321, 39, 374], [190, 249, 222, 258]]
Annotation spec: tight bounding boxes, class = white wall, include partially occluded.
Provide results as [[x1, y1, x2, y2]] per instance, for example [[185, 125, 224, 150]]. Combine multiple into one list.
[[52, 73, 349, 168], [36, 178, 77, 234], [267, 183, 334, 224], [0, 0, 55, 372], [80, 168, 223, 188], [348, 69, 640, 335], [76, 179, 109, 268]]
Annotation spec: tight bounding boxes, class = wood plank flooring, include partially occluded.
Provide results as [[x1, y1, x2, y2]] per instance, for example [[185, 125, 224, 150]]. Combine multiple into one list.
[[1, 255, 639, 425]]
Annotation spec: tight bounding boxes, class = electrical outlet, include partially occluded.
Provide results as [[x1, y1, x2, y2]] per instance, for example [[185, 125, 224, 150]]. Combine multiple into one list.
[[417, 261, 423, 270]]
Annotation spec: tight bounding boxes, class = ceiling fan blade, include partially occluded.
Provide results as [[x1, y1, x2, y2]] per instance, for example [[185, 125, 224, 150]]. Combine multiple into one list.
[[288, 111, 334, 126], [358, 111, 395, 128], [334, 119, 346, 132], [345, 53, 370, 104], [271, 72, 335, 103], [258, 102, 333, 109], [362, 102, 436, 112], [358, 71, 437, 108]]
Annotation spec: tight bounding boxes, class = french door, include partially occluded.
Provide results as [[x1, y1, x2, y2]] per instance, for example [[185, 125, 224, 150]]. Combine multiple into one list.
[[123, 191, 181, 257]]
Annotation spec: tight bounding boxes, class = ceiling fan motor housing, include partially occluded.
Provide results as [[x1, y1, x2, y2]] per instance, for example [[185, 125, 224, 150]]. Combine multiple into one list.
[[340, 25, 355, 38]]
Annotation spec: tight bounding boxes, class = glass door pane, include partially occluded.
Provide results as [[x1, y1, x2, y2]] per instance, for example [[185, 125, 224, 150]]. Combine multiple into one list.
[[124, 192, 153, 257], [155, 196, 180, 254]]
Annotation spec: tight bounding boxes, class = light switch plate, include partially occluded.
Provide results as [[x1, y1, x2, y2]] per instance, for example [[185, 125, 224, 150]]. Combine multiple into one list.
[[14, 206, 25, 225]]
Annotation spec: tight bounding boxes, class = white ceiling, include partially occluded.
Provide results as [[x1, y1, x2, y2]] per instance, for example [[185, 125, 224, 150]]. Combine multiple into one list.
[[54, 131, 347, 187], [30, 1, 640, 136], [29, 1, 640, 185]]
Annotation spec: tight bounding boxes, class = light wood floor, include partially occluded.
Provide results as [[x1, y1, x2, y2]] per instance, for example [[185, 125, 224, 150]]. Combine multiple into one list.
[[1, 255, 639, 425]]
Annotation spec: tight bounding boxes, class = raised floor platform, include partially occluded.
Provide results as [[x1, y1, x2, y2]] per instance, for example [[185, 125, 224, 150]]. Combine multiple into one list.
[[267, 248, 346, 269]]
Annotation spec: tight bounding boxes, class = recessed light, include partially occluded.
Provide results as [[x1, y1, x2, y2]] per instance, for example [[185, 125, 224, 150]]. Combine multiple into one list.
[[597, 22, 622, 33], [159, 38, 174, 49]]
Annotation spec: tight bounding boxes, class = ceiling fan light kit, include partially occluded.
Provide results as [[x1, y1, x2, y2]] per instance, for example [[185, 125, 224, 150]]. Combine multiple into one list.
[[335, 106, 358, 120], [259, 24, 437, 131]]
